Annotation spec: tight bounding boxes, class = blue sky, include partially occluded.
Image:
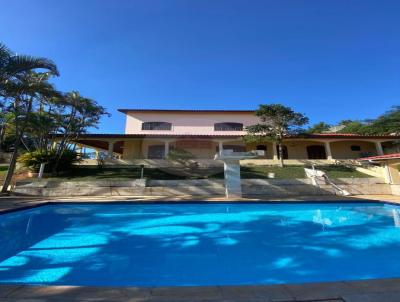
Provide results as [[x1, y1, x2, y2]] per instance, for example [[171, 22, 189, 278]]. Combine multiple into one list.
[[1, 0, 399, 133]]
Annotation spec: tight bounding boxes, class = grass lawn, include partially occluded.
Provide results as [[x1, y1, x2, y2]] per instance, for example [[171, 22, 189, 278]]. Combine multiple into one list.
[[45, 164, 371, 181], [52, 167, 190, 180], [240, 165, 370, 179], [0, 166, 8, 179]]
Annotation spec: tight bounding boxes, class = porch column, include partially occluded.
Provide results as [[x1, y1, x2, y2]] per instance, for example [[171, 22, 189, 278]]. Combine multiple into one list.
[[272, 142, 278, 160], [387, 160, 400, 195], [107, 141, 114, 158], [375, 141, 384, 156], [386, 162, 400, 184], [324, 141, 333, 161], [94, 150, 99, 159], [164, 141, 170, 159], [219, 141, 224, 155]]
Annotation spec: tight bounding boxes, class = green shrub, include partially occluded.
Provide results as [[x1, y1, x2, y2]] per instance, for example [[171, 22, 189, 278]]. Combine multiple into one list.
[[167, 148, 194, 161], [18, 149, 80, 173]]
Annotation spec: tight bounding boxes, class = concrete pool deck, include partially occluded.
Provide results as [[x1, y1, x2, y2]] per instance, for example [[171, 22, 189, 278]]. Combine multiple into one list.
[[2, 194, 400, 214], [1, 194, 400, 301], [2, 278, 400, 301]]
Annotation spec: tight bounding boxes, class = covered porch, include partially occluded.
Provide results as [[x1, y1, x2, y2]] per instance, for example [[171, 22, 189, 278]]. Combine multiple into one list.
[[67, 134, 400, 164]]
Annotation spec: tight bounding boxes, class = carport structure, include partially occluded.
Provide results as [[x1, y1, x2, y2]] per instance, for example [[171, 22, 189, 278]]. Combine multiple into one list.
[[359, 153, 400, 195]]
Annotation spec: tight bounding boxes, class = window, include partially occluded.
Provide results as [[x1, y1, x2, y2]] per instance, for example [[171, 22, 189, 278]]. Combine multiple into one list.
[[256, 145, 267, 151], [214, 122, 243, 131], [350, 145, 361, 151], [142, 122, 172, 131]]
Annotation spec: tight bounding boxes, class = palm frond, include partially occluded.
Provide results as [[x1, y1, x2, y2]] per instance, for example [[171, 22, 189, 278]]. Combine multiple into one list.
[[6, 55, 59, 76]]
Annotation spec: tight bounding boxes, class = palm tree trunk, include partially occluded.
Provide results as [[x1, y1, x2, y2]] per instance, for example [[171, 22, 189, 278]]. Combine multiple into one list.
[[1, 140, 20, 193], [0, 124, 5, 150], [2, 97, 33, 193]]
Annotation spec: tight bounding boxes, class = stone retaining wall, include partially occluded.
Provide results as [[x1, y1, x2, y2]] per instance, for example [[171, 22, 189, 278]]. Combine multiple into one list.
[[242, 178, 391, 196], [13, 177, 391, 197]]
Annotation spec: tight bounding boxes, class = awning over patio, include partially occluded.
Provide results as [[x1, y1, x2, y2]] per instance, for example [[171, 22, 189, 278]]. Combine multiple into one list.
[[359, 153, 400, 187], [358, 153, 400, 162], [51, 133, 400, 161]]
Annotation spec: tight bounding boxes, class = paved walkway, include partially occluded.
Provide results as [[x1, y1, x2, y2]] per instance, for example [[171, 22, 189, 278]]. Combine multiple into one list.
[[2, 278, 400, 301], [1, 194, 400, 301]]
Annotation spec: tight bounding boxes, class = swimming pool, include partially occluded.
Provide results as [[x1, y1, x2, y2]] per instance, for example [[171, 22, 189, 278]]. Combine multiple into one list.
[[1, 202, 400, 286]]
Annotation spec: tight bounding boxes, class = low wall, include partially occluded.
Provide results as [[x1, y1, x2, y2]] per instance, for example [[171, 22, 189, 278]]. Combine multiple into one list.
[[78, 158, 340, 167], [242, 178, 391, 196], [13, 177, 391, 197], [78, 159, 225, 168]]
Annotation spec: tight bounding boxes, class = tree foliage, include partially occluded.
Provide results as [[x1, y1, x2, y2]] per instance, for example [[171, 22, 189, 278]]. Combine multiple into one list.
[[338, 120, 368, 134], [0, 43, 58, 95], [0, 42, 109, 192], [337, 106, 400, 135], [245, 104, 309, 166], [49, 91, 109, 174], [367, 106, 400, 135], [306, 122, 331, 134], [18, 149, 80, 173]]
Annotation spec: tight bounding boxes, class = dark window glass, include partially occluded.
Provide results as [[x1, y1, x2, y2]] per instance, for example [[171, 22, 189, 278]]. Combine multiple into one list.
[[256, 145, 267, 151], [214, 122, 243, 131], [142, 122, 172, 130], [350, 145, 361, 151]]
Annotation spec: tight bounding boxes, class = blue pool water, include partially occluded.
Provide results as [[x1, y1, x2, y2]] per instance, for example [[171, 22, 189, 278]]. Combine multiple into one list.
[[1, 202, 400, 286]]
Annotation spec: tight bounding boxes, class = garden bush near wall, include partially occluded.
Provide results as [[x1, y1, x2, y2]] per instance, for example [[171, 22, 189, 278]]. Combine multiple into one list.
[[167, 148, 195, 161], [18, 149, 80, 173]]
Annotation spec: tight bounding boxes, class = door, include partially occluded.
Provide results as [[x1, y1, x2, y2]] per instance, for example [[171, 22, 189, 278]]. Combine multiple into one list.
[[148, 145, 165, 159], [307, 145, 326, 159], [256, 145, 267, 157]]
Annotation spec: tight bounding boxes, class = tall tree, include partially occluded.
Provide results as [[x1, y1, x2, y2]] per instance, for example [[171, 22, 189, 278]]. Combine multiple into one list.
[[338, 120, 369, 134], [1, 71, 60, 192], [0, 43, 58, 192], [307, 122, 331, 134], [50, 91, 108, 174], [367, 106, 400, 135], [246, 104, 309, 167]]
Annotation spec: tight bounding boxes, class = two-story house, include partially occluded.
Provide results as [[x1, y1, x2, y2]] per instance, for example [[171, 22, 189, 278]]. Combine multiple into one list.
[[71, 109, 400, 163]]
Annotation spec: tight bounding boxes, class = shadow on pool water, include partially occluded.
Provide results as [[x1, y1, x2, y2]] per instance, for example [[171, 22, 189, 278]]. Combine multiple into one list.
[[0, 203, 400, 286]]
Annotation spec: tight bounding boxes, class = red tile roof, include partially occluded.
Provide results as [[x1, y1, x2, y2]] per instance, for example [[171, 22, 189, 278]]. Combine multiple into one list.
[[304, 133, 400, 139], [52, 133, 244, 139], [358, 153, 400, 161], [51, 133, 400, 140]]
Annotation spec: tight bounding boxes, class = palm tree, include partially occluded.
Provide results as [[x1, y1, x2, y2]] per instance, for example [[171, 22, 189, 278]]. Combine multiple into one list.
[[1, 71, 60, 193], [0, 43, 58, 88], [0, 43, 58, 192], [51, 91, 108, 174]]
